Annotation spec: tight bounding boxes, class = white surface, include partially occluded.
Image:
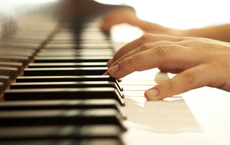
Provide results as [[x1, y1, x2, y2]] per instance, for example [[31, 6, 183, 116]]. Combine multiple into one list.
[[121, 69, 230, 145]]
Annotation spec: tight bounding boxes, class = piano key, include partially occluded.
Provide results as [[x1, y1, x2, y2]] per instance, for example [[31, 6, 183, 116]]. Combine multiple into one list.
[[0, 67, 18, 81], [10, 81, 123, 94], [34, 56, 111, 63], [79, 43, 112, 49], [37, 51, 114, 56], [28, 62, 107, 68], [40, 48, 113, 52], [0, 76, 10, 90], [0, 99, 125, 115], [0, 138, 124, 145], [24, 67, 107, 76], [0, 82, 4, 95], [4, 88, 125, 106], [0, 62, 23, 73], [0, 47, 38, 54], [0, 108, 126, 130], [45, 43, 77, 49], [0, 125, 123, 140], [0, 56, 30, 67], [10, 81, 123, 97], [0, 51, 34, 57], [15, 76, 123, 90], [1, 42, 42, 49]]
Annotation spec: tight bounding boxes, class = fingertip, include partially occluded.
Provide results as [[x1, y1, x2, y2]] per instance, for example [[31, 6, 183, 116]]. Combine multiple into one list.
[[103, 71, 109, 75], [106, 58, 114, 67], [145, 88, 160, 101]]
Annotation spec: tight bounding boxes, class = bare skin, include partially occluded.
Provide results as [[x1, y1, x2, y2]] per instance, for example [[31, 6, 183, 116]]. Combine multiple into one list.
[[101, 7, 230, 42], [103, 33, 230, 100]]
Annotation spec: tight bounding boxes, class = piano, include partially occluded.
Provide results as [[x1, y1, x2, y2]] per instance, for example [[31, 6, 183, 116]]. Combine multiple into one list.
[[1, 0, 230, 145]]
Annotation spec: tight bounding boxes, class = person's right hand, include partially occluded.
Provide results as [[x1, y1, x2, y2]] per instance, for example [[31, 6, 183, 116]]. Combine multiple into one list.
[[104, 33, 230, 100]]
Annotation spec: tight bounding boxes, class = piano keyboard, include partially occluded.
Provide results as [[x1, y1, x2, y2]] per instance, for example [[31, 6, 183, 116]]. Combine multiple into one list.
[[0, 15, 127, 145]]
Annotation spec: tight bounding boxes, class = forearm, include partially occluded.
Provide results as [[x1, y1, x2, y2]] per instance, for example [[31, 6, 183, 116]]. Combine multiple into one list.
[[185, 24, 230, 42]]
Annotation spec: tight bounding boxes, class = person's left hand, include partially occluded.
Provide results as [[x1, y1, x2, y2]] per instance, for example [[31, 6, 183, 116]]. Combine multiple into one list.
[[104, 33, 230, 100]]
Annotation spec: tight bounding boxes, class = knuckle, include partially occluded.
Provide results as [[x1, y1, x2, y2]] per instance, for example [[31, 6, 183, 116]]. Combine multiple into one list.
[[122, 56, 135, 67], [181, 71, 196, 85], [164, 81, 174, 94], [153, 45, 168, 55], [141, 33, 154, 42], [139, 43, 153, 51]]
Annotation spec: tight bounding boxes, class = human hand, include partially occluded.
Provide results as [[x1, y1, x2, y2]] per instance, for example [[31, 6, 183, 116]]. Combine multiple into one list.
[[104, 33, 230, 100], [101, 7, 138, 31], [101, 7, 184, 36]]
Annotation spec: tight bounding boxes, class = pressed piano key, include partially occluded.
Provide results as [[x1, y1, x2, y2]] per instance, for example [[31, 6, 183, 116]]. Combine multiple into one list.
[[0, 56, 30, 67], [0, 138, 124, 145], [34, 56, 111, 63], [0, 125, 123, 140], [4, 88, 125, 106], [15, 76, 122, 89], [0, 67, 18, 81], [28, 62, 107, 68], [10, 81, 124, 95], [0, 108, 126, 130], [24, 67, 107, 76], [0, 99, 125, 117], [0, 62, 23, 73]]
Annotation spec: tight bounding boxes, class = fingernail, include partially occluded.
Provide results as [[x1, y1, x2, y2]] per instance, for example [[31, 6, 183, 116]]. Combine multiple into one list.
[[107, 58, 114, 67], [108, 65, 119, 75], [146, 89, 159, 100]]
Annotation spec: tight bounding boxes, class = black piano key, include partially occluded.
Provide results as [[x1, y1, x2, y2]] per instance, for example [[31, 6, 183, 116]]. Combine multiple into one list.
[[0, 109, 126, 130], [0, 125, 123, 140], [0, 99, 126, 118], [28, 62, 107, 68], [15, 76, 123, 90], [16, 75, 115, 82], [34, 56, 111, 63], [24, 67, 107, 76], [37, 51, 113, 57], [4, 88, 125, 106], [0, 139, 124, 145], [10, 81, 123, 94], [41, 48, 113, 53]]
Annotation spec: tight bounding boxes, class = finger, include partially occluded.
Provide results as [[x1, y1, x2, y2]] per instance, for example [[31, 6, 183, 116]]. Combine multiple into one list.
[[108, 44, 187, 79], [144, 63, 217, 100], [109, 41, 182, 68], [107, 34, 183, 67], [101, 14, 125, 31]]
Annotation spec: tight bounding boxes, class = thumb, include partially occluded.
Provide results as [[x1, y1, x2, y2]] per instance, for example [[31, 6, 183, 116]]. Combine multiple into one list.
[[144, 64, 214, 100]]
